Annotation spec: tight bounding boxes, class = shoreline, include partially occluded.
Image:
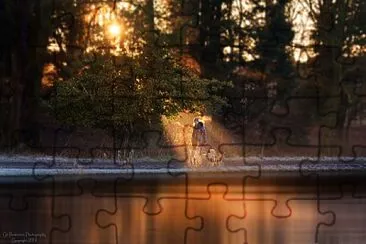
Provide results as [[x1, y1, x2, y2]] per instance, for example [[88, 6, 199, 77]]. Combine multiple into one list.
[[0, 154, 366, 178]]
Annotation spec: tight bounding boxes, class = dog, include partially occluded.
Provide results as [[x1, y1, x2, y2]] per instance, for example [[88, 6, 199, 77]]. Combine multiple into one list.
[[207, 148, 218, 163]]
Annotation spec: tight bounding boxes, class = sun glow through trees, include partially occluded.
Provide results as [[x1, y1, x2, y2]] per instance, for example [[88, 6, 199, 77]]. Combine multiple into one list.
[[108, 23, 122, 37]]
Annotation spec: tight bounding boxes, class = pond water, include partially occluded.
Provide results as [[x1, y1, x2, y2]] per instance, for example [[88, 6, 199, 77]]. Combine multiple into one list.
[[0, 173, 365, 244]]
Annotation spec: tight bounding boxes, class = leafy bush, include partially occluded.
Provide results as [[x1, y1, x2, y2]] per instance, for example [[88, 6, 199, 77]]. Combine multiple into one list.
[[50, 49, 232, 133]]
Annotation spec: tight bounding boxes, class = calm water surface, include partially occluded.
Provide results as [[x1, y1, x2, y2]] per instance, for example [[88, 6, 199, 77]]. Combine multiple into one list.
[[0, 173, 365, 244]]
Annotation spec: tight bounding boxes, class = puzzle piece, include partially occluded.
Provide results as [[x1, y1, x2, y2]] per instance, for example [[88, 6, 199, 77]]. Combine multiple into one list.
[[229, 197, 335, 244], [317, 185, 366, 243], [97, 191, 202, 244], [0, 190, 69, 244], [300, 159, 366, 198], [51, 179, 117, 244], [186, 184, 246, 243], [0, 158, 58, 210]]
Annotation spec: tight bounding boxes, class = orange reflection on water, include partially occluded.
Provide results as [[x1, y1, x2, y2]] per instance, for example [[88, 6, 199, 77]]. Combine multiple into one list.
[[4, 177, 366, 243]]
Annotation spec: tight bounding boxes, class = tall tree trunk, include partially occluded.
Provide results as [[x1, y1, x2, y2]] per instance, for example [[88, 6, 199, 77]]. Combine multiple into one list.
[[315, 0, 350, 132], [0, 0, 46, 149], [199, 0, 222, 76], [21, 0, 43, 147], [7, 1, 29, 148], [146, 0, 155, 48]]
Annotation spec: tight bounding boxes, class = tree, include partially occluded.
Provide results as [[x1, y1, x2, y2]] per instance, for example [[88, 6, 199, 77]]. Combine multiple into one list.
[[306, 0, 366, 139], [253, 0, 295, 100], [50, 49, 231, 138], [0, 0, 53, 148]]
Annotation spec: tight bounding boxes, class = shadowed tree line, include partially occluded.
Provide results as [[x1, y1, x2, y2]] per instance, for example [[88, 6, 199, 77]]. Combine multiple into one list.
[[0, 0, 365, 154]]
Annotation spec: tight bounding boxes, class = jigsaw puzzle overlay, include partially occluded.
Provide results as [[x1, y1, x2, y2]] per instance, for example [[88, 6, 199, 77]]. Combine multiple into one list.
[[0, 0, 365, 243]]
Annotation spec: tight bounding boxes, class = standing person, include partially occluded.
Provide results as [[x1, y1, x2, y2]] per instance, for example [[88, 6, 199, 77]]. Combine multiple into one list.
[[191, 117, 207, 156]]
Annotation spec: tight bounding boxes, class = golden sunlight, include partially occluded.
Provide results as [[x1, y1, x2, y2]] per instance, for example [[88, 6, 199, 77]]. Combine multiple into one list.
[[108, 23, 122, 37], [161, 113, 235, 168], [41, 63, 57, 87], [82, 3, 143, 56]]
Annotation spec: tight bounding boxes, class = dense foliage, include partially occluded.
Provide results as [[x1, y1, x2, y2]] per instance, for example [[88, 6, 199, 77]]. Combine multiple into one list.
[[51, 49, 232, 132]]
